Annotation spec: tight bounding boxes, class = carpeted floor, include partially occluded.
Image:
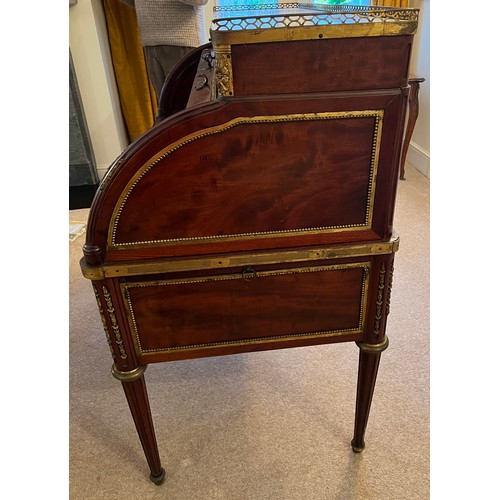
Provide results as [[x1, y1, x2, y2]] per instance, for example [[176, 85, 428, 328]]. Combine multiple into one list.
[[69, 165, 429, 500]]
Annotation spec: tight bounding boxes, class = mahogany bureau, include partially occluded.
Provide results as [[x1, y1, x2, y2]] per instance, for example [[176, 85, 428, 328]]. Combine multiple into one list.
[[80, 4, 419, 485]]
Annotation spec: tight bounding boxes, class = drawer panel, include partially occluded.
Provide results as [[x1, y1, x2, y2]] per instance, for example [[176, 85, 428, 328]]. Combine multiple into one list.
[[123, 262, 370, 360]]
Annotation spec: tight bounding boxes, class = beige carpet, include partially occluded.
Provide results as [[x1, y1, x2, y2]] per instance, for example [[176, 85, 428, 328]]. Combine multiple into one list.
[[69, 165, 429, 500]]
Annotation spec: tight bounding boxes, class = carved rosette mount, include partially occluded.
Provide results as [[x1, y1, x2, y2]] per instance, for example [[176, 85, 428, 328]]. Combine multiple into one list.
[[214, 45, 234, 97]]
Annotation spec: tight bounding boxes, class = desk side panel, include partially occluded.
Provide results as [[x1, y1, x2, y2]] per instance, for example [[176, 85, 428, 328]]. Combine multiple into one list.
[[84, 92, 404, 263], [231, 36, 413, 96], [113, 113, 379, 244]]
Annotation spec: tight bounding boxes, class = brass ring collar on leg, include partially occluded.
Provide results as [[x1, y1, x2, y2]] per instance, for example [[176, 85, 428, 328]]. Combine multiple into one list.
[[111, 364, 147, 382], [356, 336, 389, 354]]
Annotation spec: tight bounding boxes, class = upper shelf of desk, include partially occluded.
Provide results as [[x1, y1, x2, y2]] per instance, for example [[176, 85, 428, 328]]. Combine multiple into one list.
[[210, 3, 419, 46], [208, 3, 419, 97]]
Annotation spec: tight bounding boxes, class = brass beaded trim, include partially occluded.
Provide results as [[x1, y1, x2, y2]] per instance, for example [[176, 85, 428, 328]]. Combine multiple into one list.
[[123, 262, 370, 356], [109, 111, 383, 249]]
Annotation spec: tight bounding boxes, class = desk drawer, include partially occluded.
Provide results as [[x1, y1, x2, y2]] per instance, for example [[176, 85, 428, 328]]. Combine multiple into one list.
[[122, 262, 370, 362]]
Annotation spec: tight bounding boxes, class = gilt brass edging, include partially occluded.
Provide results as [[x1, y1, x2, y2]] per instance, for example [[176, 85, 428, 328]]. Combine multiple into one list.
[[210, 5, 419, 47], [80, 235, 399, 280], [211, 21, 418, 47], [356, 336, 389, 354], [111, 363, 147, 382], [138, 330, 362, 357], [108, 110, 383, 249]]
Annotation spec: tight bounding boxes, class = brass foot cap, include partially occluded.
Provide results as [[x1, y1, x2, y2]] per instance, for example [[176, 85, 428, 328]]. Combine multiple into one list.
[[150, 467, 166, 485], [351, 439, 365, 453]]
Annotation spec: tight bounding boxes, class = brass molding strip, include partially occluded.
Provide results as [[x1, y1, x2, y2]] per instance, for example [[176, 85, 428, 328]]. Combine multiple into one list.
[[356, 336, 389, 354], [210, 4, 419, 47], [140, 330, 360, 357], [122, 262, 370, 356], [81, 234, 399, 280], [111, 364, 147, 382], [211, 21, 418, 47], [108, 110, 383, 249]]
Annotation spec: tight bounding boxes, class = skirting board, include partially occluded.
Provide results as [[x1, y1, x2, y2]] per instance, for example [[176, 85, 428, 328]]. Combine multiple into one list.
[[406, 141, 430, 179], [97, 164, 110, 181]]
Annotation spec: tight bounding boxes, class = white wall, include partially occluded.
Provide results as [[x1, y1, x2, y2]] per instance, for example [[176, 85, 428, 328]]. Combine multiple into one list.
[[408, 0, 430, 178], [69, 0, 129, 180], [204, 0, 216, 41]]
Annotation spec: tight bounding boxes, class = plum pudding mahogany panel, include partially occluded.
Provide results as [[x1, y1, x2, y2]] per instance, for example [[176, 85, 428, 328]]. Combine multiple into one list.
[[81, 4, 419, 485], [231, 36, 413, 96], [87, 91, 406, 263]]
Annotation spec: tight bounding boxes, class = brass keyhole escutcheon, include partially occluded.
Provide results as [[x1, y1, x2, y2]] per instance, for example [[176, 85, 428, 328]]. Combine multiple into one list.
[[242, 267, 257, 281]]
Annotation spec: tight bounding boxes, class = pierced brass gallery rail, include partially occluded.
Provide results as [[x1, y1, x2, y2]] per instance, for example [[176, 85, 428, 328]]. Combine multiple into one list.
[[210, 3, 419, 47]]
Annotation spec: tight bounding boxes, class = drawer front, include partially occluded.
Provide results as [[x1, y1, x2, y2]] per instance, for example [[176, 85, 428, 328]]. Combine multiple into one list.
[[123, 262, 370, 361]]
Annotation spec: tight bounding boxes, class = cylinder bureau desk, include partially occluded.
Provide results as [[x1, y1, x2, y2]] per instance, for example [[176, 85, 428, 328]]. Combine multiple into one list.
[[80, 3, 419, 485]]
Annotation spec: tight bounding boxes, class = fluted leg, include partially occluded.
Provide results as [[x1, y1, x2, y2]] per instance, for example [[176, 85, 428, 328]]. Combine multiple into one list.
[[351, 336, 389, 452], [112, 364, 166, 485]]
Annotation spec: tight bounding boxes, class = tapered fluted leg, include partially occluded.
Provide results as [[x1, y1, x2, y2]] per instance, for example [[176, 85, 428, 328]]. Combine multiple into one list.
[[112, 364, 166, 485], [351, 336, 389, 452]]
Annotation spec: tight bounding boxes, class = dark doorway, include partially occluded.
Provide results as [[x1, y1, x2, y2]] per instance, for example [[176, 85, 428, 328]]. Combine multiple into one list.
[[69, 50, 99, 209]]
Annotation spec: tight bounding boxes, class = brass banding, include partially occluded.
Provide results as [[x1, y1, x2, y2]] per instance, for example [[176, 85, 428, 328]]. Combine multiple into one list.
[[210, 4, 419, 47], [111, 364, 147, 382], [80, 235, 399, 280], [356, 336, 389, 354]]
